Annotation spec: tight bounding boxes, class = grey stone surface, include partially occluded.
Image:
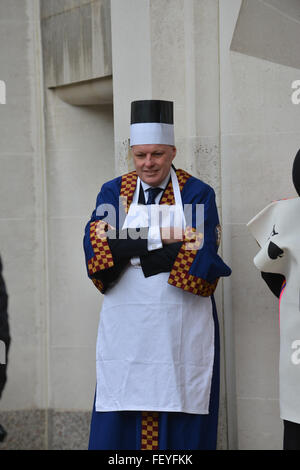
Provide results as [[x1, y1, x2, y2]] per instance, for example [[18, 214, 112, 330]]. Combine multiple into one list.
[[231, 0, 300, 69], [48, 410, 91, 450], [41, 0, 112, 87], [41, 0, 91, 19], [0, 409, 91, 450], [0, 410, 47, 450]]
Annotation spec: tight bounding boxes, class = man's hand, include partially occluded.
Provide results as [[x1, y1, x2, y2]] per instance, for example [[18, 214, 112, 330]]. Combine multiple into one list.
[[160, 227, 184, 244]]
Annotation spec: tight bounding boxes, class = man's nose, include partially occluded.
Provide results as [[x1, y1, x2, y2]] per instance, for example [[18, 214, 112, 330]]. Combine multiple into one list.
[[144, 153, 154, 166]]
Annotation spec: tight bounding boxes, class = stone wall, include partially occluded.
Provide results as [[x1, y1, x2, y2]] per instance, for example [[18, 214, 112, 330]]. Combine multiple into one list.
[[1, 0, 300, 450]]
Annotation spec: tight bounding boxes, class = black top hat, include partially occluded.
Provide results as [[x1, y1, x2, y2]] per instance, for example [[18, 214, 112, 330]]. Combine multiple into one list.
[[131, 100, 173, 124]]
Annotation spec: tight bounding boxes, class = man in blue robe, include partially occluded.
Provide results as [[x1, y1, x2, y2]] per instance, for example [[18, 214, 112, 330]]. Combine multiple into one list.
[[83, 100, 231, 450]]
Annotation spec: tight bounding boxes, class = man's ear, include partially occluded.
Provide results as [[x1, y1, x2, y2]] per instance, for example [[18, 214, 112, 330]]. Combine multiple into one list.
[[171, 146, 177, 161]]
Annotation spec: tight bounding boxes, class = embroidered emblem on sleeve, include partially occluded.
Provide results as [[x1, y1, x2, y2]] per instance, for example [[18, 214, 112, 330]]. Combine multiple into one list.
[[216, 224, 221, 247]]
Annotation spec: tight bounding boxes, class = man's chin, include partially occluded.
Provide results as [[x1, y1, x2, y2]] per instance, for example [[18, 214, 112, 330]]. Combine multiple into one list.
[[141, 173, 161, 185]]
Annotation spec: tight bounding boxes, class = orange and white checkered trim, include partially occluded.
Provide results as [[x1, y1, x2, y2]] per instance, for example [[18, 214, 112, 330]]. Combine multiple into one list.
[[120, 171, 138, 213], [87, 220, 114, 276], [141, 411, 159, 450], [119, 168, 192, 209], [176, 168, 192, 191], [168, 230, 219, 297], [91, 278, 105, 294], [160, 168, 191, 205]]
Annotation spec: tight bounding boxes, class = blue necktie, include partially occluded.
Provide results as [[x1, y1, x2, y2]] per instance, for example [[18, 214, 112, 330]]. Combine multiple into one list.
[[146, 187, 163, 205]]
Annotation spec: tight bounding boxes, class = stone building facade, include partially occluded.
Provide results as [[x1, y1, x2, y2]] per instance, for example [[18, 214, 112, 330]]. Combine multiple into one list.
[[0, 0, 300, 449]]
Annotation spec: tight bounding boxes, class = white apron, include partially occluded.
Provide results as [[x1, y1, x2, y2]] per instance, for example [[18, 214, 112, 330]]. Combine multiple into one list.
[[95, 170, 215, 414]]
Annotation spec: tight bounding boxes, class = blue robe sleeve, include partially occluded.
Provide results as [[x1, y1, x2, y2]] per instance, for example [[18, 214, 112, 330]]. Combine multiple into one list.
[[83, 179, 149, 293], [168, 181, 231, 296], [83, 179, 125, 293]]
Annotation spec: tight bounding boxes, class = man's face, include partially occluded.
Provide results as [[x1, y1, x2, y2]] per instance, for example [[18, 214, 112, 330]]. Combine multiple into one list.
[[131, 144, 176, 187]]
